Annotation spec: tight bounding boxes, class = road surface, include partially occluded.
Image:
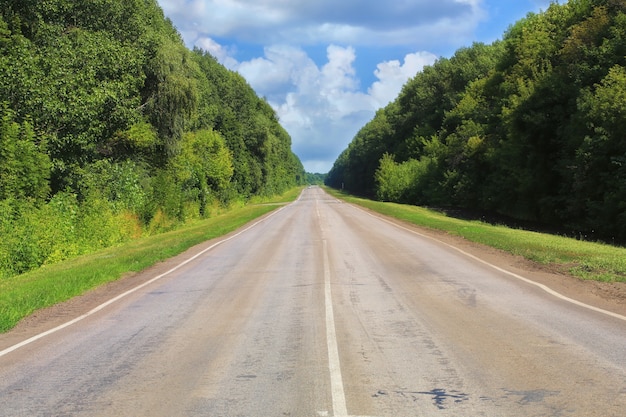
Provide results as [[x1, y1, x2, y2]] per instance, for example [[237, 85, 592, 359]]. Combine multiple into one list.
[[1, 187, 625, 416]]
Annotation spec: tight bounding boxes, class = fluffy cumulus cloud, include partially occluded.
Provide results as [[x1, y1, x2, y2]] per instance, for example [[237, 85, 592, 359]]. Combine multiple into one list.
[[234, 45, 436, 172], [236, 44, 374, 172], [368, 51, 438, 106]]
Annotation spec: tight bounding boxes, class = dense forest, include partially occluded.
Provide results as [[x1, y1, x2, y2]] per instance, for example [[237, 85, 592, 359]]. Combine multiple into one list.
[[305, 172, 327, 185], [0, 0, 304, 278], [326, 0, 626, 242]]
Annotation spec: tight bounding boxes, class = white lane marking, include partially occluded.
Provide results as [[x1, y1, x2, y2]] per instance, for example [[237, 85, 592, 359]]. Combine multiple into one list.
[[0, 204, 291, 359], [318, 199, 379, 417], [350, 203, 626, 323], [323, 239, 349, 417]]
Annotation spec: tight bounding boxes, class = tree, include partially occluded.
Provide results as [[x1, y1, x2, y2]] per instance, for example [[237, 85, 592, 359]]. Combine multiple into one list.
[[572, 65, 626, 236], [172, 129, 234, 213], [328, 0, 626, 239], [0, 106, 50, 202], [0, 0, 306, 279]]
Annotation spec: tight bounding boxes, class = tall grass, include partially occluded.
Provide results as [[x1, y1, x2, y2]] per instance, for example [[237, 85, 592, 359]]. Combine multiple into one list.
[[326, 188, 626, 283]]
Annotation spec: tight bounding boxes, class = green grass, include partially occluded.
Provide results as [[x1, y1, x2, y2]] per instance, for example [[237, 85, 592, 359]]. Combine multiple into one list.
[[326, 188, 626, 283], [0, 188, 303, 333]]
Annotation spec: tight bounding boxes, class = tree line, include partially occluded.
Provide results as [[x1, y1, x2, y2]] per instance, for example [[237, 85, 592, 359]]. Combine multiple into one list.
[[326, 0, 626, 242], [0, 0, 304, 278]]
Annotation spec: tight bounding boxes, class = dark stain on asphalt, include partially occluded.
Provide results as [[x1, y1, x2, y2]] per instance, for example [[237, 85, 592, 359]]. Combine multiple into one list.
[[412, 388, 469, 409]]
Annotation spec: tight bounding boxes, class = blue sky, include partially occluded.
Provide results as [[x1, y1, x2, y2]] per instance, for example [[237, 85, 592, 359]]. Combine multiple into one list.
[[157, 0, 557, 173]]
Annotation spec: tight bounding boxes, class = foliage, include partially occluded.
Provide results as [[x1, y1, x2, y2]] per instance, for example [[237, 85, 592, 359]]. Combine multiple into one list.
[[0, 106, 50, 201], [0, 192, 142, 279], [305, 172, 327, 185], [0, 0, 304, 279], [327, 0, 626, 242], [172, 129, 234, 213], [375, 153, 414, 202]]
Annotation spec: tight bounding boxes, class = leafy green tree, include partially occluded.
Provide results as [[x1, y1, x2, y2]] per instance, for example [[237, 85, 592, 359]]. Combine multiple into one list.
[[305, 172, 326, 185], [329, 0, 626, 239], [329, 108, 394, 196], [375, 153, 410, 202], [192, 50, 303, 197], [573, 65, 626, 235], [0, 106, 50, 202], [0, 0, 305, 279], [143, 39, 199, 159], [80, 159, 150, 215], [173, 129, 234, 212]]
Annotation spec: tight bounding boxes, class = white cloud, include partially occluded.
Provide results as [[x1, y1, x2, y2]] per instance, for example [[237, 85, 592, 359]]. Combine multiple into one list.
[[237, 45, 311, 98], [369, 51, 438, 106], [194, 37, 239, 69], [159, 0, 484, 48], [211, 42, 431, 172], [235, 45, 378, 172]]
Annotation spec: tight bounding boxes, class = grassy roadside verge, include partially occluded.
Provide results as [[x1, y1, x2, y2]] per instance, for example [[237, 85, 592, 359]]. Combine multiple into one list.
[[325, 188, 626, 284], [0, 188, 303, 333]]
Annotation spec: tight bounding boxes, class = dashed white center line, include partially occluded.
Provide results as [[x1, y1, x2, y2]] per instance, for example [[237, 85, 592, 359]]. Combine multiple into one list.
[[323, 238, 349, 417], [317, 193, 379, 417]]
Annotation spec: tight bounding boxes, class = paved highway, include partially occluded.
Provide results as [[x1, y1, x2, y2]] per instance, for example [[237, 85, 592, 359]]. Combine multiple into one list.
[[1, 187, 625, 416]]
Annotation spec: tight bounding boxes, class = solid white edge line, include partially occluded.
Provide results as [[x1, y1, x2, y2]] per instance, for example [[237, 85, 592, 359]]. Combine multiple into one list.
[[349, 202, 626, 323], [0, 202, 293, 359]]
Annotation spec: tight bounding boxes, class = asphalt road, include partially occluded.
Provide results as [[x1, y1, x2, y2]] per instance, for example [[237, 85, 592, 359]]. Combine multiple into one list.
[[0, 187, 625, 416]]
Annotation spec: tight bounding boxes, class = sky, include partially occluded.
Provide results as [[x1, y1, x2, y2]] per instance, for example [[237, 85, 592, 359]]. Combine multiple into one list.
[[157, 0, 557, 173]]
